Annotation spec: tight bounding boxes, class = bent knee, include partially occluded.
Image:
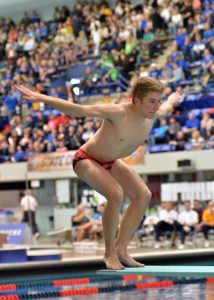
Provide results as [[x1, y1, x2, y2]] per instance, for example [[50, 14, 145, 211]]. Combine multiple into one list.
[[106, 186, 124, 207], [145, 189, 152, 202], [133, 188, 152, 204]]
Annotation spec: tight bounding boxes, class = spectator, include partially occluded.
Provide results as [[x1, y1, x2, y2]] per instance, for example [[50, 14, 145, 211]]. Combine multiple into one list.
[[160, 2, 171, 27], [193, 199, 204, 229], [152, 118, 169, 144], [139, 65, 149, 78], [66, 126, 82, 150], [90, 202, 106, 241], [150, 7, 165, 32], [56, 140, 68, 152], [91, 24, 101, 56], [137, 41, 150, 65], [200, 112, 214, 139], [191, 33, 206, 61], [168, 116, 181, 140], [14, 145, 26, 161], [149, 63, 161, 79], [203, 22, 214, 43], [154, 201, 178, 249], [20, 189, 39, 238], [0, 138, 10, 162], [180, 0, 195, 29], [3, 91, 18, 120], [82, 121, 95, 143], [159, 63, 173, 84], [206, 128, 214, 149], [23, 115, 34, 129], [190, 129, 205, 151], [79, 66, 94, 94], [174, 200, 198, 249], [72, 204, 91, 241], [168, 63, 185, 87], [202, 48, 214, 74], [204, 63, 214, 89], [182, 36, 192, 61], [175, 28, 187, 50], [201, 200, 214, 247], [183, 112, 200, 138], [34, 113, 46, 130], [168, 7, 183, 35]]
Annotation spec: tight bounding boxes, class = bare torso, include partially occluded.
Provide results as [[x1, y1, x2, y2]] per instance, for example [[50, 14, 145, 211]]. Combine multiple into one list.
[[81, 103, 155, 161]]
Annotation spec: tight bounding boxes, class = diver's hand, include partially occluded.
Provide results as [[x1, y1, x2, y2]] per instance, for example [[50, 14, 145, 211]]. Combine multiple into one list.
[[15, 85, 41, 103]]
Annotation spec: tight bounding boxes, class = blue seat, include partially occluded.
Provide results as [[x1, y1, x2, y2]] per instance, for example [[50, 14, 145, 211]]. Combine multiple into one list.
[[184, 142, 192, 150], [148, 144, 175, 153]]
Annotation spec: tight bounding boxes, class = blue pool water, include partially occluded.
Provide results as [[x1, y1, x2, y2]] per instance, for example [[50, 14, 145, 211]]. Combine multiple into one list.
[[1, 272, 213, 300], [66, 282, 213, 300]]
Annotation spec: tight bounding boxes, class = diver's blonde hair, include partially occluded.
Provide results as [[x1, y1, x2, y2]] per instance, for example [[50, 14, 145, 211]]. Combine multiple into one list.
[[132, 77, 165, 102]]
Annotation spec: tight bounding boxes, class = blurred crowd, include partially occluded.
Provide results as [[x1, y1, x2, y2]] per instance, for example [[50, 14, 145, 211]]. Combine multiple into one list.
[[72, 199, 214, 250], [0, 0, 214, 162], [143, 199, 214, 249]]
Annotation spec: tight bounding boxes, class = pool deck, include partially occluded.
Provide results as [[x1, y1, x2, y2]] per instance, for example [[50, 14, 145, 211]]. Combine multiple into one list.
[[0, 240, 214, 277]]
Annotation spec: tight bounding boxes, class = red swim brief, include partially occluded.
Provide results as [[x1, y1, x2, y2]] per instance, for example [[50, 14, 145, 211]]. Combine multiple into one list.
[[73, 148, 115, 170]]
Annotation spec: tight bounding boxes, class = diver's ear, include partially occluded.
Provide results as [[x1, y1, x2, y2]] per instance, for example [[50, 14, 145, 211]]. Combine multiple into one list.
[[133, 97, 141, 105]]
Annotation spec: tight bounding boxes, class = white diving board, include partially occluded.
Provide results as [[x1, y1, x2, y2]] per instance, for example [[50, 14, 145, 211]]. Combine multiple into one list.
[[97, 265, 214, 278]]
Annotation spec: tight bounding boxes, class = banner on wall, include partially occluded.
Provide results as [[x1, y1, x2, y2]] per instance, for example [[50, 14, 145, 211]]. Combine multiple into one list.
[[161, 181, 214, 202], [28, 151, 74, 171], [28, 145, 145, 172], [122, 146, 145, 165], [0, 223, 31, 244]]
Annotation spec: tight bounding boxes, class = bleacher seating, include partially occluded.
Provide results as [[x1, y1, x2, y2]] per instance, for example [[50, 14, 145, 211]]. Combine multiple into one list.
[[0, 0, 213, 163]]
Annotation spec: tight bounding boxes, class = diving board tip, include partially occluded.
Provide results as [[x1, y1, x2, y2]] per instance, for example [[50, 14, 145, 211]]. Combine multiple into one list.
[[97, 265, 214, 278]]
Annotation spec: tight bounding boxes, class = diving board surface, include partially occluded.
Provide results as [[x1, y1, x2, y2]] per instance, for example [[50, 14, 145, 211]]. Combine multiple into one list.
[[97, 265, 214, 277]]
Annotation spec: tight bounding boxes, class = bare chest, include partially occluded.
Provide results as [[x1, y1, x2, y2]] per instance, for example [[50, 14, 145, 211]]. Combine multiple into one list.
[[117, 118, 153, 147]]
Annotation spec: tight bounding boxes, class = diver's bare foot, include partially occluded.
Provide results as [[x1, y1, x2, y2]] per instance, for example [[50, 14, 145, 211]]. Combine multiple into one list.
[[104, 255, 125, 270], [117, 251, 144, 267]]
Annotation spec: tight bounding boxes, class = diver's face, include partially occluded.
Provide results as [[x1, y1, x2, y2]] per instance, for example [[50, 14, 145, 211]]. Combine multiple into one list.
[[135, 92, 162, 119]]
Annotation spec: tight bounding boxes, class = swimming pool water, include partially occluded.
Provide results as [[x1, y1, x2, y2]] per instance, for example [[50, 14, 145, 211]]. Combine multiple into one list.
[[1, 272, 214, 300]]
